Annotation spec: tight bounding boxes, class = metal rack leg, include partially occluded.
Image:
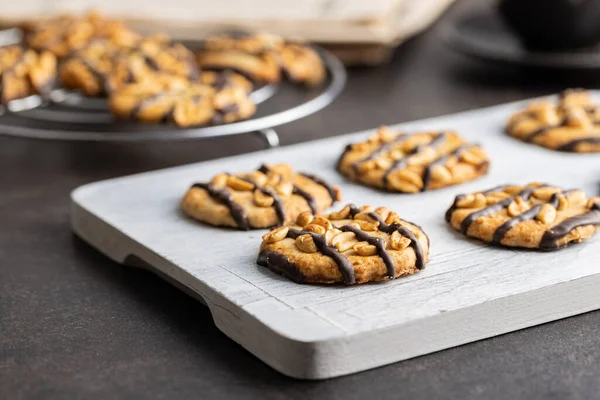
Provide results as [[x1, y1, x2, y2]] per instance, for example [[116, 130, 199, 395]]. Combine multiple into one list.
[[256, 128, 280, 148]]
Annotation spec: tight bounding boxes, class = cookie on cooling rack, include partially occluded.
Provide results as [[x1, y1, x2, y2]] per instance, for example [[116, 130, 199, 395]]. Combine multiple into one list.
[[197, 32, 326, 86], [0, 45, 57, 104], [182, 164, 341, 230], [108, 74, 255, 127], [23, 11, 140, 58], [337, 126, 490, 193], [506, 89, 600, 153], [446, 183, 600, 250], [60, 35, 199, 97], [257, 204, 429, 284]]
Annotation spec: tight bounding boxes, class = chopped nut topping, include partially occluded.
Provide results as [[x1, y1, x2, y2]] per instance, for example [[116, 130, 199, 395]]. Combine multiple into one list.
[[262, 226, 289, 243], [295, 234, 318, 253]]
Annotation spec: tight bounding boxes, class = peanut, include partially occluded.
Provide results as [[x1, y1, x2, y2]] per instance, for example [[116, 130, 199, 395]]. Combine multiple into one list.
[[557, 194, 569, 211], [354, 220, 379, 231], [387, 169, 423, 193], [536, 203, 557, 225], [276, 181, 294, 197], [354, 242, 378, 256], [331, 231, 356, 252], [304, 224, 326, 235], [325, 228, 342, 244], [374, 207, 392, 221], [311, 216, 332, 230], [296, 211, 313, 227], [210, 173, 229, 188], [532, 187, 561, 202], [253, 189, 274, 207], [486, 191, 510, 205], [507, 197, 530, 217], [354, 212, 377, 222], [295, 234, 318, 253], [430, 165, 452, 184], [456, 193, 486, 209], [227, 176, 254, 191], [262, 226, 289, 243], [459, 148, 486, 166], [329, 204, 352, 220], [407, 147, 437, 167], [385, 212, 403, 225], [247, 171, 267, 187], [389, 230, 411, 251]]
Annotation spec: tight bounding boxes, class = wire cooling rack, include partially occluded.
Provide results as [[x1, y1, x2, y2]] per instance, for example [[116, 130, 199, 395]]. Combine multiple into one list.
[[0, 29, 346, 147]]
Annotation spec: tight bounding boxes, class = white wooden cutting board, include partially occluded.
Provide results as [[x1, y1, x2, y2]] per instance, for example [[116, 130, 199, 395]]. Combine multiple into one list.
[[71, 96, 600, 380]]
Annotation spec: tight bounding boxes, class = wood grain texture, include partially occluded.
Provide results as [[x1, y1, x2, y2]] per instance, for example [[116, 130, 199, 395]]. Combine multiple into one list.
[[70, 95, 600, 379]]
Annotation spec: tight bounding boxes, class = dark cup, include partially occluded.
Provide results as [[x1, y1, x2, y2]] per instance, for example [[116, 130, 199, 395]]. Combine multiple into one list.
[[499, 0, 600, 51]]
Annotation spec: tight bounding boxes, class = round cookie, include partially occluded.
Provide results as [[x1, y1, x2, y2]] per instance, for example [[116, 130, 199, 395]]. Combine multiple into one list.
[[198, 33, 282, 83], [60, 35, 199, 97], [506, 89, 600, 153], [446, 183, 600, 250], [0, 45, 57, 105], [197, 32, 326, 86], [337, 126, 490, 193], [257, 204, 430, 284], [23, 12, 140, 58], [109, 74, 255, 127], [181, 164, 341, 230]]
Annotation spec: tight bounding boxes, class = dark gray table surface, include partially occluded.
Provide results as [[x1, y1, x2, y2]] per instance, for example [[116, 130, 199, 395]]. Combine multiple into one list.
[[3, 1, 600, 399]]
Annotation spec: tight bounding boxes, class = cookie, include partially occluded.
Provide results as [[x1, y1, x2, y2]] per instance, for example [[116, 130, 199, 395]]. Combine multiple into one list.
[[60, 35, 199, 97], [181, 164, 341, 230], [197, 33, 326, 86], [257, 204, 430, 284], [506, 89, 600, 153], [23, 12, 140, 58], [446, 183, 600, 250], [278, 43, 326, 86], [108, 74, 255, 127], [337, 126, 490, 193], [0, 45, 57, 104]]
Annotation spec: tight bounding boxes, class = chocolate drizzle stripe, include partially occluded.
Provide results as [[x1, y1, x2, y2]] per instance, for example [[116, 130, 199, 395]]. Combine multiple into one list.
[[421, 144, 473, 192], [556, 137, 600, 152], [491, 189, 577, 245], [259, 165, 320, 214], [287, 228, 355, 284], [339, 225, 396, 278], [539, 202, 600, 250], [392, 224, 426, 270], [456, 186, 542, 234], [300, 173, 338, 203], [238, 176, 286, 226], [351, 134, 409, 174], [368, 211, 430, 250], [292, 185, 318, 214], [381, 132, 449, 190], [192, 183, 249, 230]]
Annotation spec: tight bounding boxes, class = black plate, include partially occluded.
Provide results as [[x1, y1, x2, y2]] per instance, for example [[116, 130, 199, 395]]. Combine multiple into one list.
[[441, 6, 600, 69]]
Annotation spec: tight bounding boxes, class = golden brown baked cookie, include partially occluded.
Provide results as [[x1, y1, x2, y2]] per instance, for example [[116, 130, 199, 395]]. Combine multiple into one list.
[[506, 89, 600, 153], [181, 164, 341, 230], [0, 45, 57, 104], [337, 126, 490, 193], [257, 204, 430, 284], [23, 12, 140, 58], [108, 74, 255, 127], [197, 33, 326, 86], [60, 35, 199, 97], [446, 183, 600, 250]]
